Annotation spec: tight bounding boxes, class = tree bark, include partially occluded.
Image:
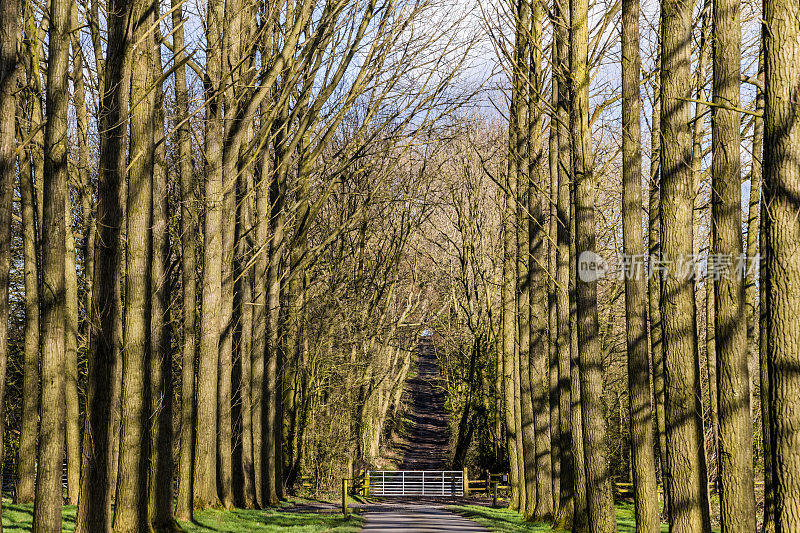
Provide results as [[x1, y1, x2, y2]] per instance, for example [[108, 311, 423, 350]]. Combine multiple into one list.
[[75, 0, 130, 526], [659, 0, 712, 527], [512, 0, 533, 516], [0, 0, 18, 526], [503, 88, 521, 513], [172, 0, 196, 518], [763, 0, 800, 527], [112, 1, 154, 527], [621, 0, 659, 526], [65, 190, 81, 507], [570, 0, 616, 526], [195, 0, 224, 508], [148, 18, 174, 528], [552, 0, 574, 522], [15, 79, 39, 505], [33, 0, 69, 525], [528, 2, 553, 520], [711, 0, 756, 526]]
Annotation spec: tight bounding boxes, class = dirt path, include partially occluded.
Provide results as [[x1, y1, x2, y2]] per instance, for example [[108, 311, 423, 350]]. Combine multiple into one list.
[[395, 338, 450, 470]]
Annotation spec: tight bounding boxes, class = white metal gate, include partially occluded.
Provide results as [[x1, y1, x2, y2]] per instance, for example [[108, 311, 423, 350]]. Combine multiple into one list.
[[366, 470, 463, 496]]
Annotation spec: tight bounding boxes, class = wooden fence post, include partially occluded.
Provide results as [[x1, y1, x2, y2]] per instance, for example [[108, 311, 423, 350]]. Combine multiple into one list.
[[463, 467, 469, 497], [492, 481, 498, 508]]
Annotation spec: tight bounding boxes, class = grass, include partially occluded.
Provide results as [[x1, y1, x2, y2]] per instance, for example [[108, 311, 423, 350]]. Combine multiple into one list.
[[448, 502, 671, 533], [0, 500, 362, 533], [1, 503, 77, 532], [179, 507, 363, 532]]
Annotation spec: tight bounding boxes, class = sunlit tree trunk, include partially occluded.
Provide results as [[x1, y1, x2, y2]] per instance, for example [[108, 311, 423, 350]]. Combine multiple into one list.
[[32, 0, 69, 526], [0, 0, 18, 526], [75, 0, 130, 525], [195, 0, 224, 508], [172, 0, 196, 518], [660, 0, 712, 526], [552, 0, 574, 523], [512, 0, 533, 516], [15, 66, 39, 505], [570, 0, 616, 526], [710, 0, 756, 525], [148, 17, 174, 528], [112, 0, 154, 527], [621, 0, 659, 526], [763, 0, 800, 527]]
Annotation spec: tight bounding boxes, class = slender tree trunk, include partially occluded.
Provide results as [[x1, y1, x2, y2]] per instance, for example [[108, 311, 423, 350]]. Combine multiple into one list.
[[195, 0, 224, 508], [512, 0, 533, 516], [751, 46, 773, 533], [647, 73, 670, 521], [32, 0, 69, 527], [711, 0, 756, 526], [621, 0, 660, 527], [148, 18, 174, 529], [251, 120, 270, 508], [552, 0, 574, 522], [570, 166, 589, 533], [265, 114, 288, 504], [65, 190, 81, 507], [570, 0, 616, 526], [660, 0, 711, 527], [503, 102, 521, 513], [173, 0, 196, 518], [112, 1, 154, 527], [16, 86, 39, 505], [237, 156, 256, 507], [0, 0, 18, 526], [763, 0, 800, 527], [528, 2, 553, 519]]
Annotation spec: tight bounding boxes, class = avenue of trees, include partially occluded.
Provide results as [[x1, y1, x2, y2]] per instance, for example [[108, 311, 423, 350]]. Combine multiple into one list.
[[0, 0, 797, 528]]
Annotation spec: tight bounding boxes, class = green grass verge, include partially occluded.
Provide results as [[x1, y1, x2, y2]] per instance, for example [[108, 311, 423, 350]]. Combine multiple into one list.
[[179, 507, 363, 532], [447, 503, 671, 533], [0, 501, 362, 533], [1, 503, 77, 532]]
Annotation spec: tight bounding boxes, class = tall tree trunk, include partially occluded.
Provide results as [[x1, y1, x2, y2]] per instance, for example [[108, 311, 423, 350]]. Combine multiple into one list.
[[148, 18, 174, 528], [552, 0, 574, 522], [660, 0, 711, 527], [648, 89, 670, 520], [265, 113, 288, 504], [570, 0, 616, 526], [16, 80, 39, 505], [711, 0, 756, 526], [251, 120, 270, 508], [237, 154, 256, 508], [512, 0, 533, 516], [195, 0, 224, 508], [0, 0, 18, 526], [621, 0, 659, 527], [528, 2, 553, 520], [569, 161, 589, 533], [751, 46, 772, 533], [65, 191, 81, 506], [75, 0, 130, 526], [112, 1, 154, 527], [173, 0, 196, 518], [763, 0, 800, 527], [503, 93, 521, 513], [33, 0, 69, 525]]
